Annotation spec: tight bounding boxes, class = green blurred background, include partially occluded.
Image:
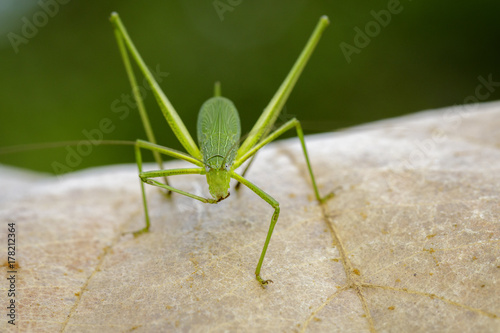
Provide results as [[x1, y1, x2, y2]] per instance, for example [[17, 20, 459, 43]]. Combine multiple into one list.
[[1, 0, 499, 174]]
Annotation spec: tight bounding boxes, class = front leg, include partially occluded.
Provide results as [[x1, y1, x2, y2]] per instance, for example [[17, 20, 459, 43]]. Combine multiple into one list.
[[230, 171, 280, 285], [134, 143, 212, 236]]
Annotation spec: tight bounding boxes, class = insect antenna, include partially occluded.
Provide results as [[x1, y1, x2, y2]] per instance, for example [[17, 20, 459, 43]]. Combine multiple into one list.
[[0, 140, 137, 155]]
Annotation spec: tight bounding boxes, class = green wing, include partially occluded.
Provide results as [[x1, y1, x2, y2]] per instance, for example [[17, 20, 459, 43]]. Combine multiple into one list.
[[197, 97, 241, 169]]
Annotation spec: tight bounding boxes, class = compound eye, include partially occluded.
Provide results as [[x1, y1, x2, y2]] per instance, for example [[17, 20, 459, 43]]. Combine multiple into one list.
[[205, 166, 210, 173], [225, 163, 230, 171]]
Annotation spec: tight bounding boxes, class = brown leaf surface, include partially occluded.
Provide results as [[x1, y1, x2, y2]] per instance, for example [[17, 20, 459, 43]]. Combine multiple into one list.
[[1, 102, 499, 332]]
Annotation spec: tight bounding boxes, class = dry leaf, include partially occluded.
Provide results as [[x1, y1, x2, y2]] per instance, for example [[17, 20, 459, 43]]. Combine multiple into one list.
[[1, 102, 499, 332]]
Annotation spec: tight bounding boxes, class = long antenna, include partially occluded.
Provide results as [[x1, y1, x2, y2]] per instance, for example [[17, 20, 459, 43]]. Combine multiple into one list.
[[0, 140, 136, 155]]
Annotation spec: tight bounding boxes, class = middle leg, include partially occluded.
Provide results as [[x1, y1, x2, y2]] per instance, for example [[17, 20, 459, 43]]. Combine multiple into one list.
[[233, 118, 334, 203]]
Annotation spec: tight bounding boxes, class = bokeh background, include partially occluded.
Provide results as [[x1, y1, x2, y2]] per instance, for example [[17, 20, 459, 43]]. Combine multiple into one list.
[[1, 0, 499, 174]]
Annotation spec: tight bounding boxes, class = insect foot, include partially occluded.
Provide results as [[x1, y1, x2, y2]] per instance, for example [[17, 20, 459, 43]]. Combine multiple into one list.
[[132, 228, 148, 238], [319, 191, 335, 204], [256, 275, 274, 286]]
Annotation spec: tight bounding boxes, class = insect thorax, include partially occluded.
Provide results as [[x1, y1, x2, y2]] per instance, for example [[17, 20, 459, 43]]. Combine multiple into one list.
[[197, 96, 241, 170]]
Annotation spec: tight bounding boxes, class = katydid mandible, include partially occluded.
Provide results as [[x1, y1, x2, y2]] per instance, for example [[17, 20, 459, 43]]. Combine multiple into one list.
[[109, 12, 333, 285]]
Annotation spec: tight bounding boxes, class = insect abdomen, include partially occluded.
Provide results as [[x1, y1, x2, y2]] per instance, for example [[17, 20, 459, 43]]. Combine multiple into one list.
[[197, 97, 241, 169]]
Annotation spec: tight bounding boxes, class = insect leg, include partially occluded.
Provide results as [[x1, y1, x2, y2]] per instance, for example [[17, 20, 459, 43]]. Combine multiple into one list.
[[234, 153, 258, 190], [110, 12, 202, 160], [230, 171, 279, 285], [112, 14, 166, 186], [233, 118, 334, 203], [136, 139, 203, 167], [140, 167, 216, 203], [134, 140, 206, 236], [236, 16, 329, 158]]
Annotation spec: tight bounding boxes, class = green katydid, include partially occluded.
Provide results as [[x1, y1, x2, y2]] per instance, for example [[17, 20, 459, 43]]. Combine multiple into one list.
[[109, 12, 333, 285]]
